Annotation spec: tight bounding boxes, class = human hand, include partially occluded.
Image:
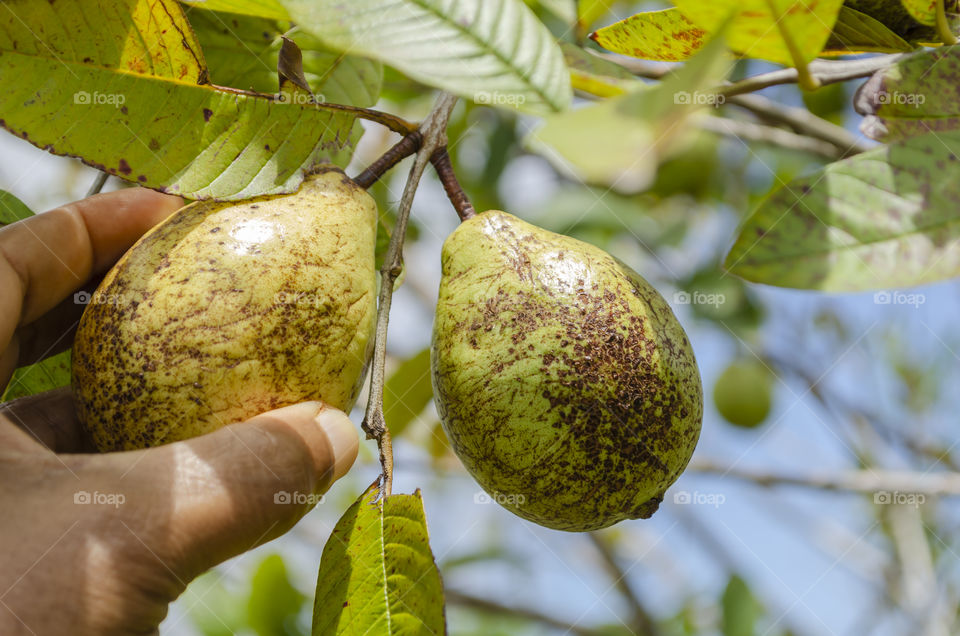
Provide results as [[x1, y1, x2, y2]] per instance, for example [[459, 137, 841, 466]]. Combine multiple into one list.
[[0, 187, 359, 635]]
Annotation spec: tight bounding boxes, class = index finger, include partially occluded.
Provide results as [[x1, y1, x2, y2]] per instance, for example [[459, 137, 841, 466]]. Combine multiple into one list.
[[0, 187, 184, 348]]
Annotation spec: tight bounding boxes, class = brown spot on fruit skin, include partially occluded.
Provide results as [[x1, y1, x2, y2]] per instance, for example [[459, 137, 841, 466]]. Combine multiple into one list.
[[72, 167, 378, 451], [432, 211, 702, 532]]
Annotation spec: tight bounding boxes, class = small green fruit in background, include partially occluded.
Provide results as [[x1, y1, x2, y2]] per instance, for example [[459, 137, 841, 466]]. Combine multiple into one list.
[[713, 359, 774, 429], [431, 211, 703, 532], [73, 166, 377, 451]]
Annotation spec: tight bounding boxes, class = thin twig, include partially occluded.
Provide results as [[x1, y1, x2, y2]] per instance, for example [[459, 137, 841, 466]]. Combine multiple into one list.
[[588, 533, 662, 636], [429, 148, 475, 221], [726, 93, 873, 156], [446, 589, 602, 636], [353, 131, 423, 189], [688, 460, 960, 496], [361, 92, 460, 498], [85, 172, 109, 197]]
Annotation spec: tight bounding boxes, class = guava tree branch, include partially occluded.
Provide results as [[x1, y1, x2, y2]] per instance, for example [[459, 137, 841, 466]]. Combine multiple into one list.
[[688, 460, 960, 496], [588, 533, 662, 636], [85, 171, 109, 197], [361, 91, 460, 497], [698, 117, 843, 159]]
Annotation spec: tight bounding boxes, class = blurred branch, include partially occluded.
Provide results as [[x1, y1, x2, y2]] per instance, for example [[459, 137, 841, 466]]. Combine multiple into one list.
[[718, 55, 905, 97], [446, 589, 602, 636], [588, 533, 662, 636], [594, 52, 905, 96], [689, 460, 960, 496], [697, 116, 842, 159], [726, 93, 873, 156]]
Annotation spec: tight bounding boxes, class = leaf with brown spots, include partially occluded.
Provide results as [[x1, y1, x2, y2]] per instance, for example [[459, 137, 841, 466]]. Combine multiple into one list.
[[590, 9, 708, 62], [855, 45, 960, 141], [312, 484, 446, 635], [672, 0, 844, 67], [0, 0, 357, 200], [725, 130, 960, 291]]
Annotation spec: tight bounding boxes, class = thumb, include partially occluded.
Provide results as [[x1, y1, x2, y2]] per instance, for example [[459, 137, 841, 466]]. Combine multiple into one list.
[[114, 401, 358, 579]]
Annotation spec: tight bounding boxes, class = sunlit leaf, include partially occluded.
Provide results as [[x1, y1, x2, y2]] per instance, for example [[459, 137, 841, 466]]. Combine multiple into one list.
[[0, 190, 33, 227], [313, 484, 445, 635], [0, 0, 356, 200], [673, 0, 844, 67]]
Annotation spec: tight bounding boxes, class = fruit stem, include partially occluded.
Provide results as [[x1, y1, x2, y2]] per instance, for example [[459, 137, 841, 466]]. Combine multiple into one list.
[[430, 148, 476, 221], [353, 131, 423, 189], [361, 92, 460, 498]]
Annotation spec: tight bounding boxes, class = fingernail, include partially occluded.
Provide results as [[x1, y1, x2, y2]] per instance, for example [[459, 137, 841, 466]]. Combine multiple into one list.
[[314, 406, 359, 484]]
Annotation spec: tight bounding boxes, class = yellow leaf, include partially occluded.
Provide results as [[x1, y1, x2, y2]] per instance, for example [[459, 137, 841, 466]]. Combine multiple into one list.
[[590, 8, 708, 61]]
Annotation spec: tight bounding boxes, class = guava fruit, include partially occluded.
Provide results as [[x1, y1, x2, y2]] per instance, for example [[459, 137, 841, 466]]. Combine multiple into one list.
[[72, 166, 377, 451], [431, 210, 703, 532], [712, 359, 773, 429]]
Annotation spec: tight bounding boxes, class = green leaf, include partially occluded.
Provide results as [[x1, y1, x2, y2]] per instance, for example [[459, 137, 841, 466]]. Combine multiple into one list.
[[562, 43, 640, 98], [725, 130, 960, 291], [673, 0, 844, 67], [278, 0, 572, 113], [2, 350, 72, 402], [529, 31, 731, 192], [180, 0, 290, 20], [383, 349, 434, 438], [855, 45, 958, 141], [0, 190, 34, 227], [824, 6, 916, 54], [589, 9, 708, 62], [0, 0, 356, 200], [900, 0, 938, 25], [721, 575, 758, 636], [248, 554, 307, 636], [189, 13, 383, 106], [312, 484, 446, 635]]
